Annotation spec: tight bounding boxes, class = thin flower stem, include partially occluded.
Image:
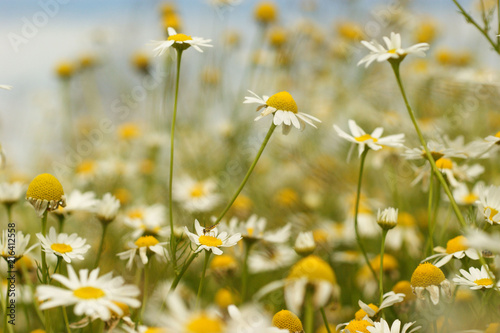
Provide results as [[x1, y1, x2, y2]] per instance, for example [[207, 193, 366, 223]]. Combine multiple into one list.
[[196, 251, 211, 309], [212, 122, 277, 228], [139, 264, 150, 324], [452, 0, 499, 52], [427, 174, 434, 256], [19, 260, 45, 326], [355, 148, 378, 282], [379, 229, 388, 306], [241, 241, 254, 302], [41, 211, 49, 284], [320, 307, 332, 333], [94, 223, 109, 269], [62, 307, 71, 333], [170, 251, 198, 292], [169, 49, 184, 274], [303, 287, 314, 333], [5, 204, 12, 222], [390, 62, 466, 228], [57, 214, 65, 233]]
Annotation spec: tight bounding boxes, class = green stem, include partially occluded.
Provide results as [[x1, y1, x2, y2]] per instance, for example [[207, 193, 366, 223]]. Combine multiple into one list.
[[320, 307, 332, 333], [94, 223, 109, 269], [212, 122, 277, 228], [390, 62, 466, 228], [5, 204, 12, 222], [19, 260, 45, 326], [303, 288, 314, 333], [170, 251, 198, 292], [62, 307, 71, 333], [168, 49, 183, 274], [139, 264, 149, 324], [41, 211, 48, 284], [379, 229, 388, 305], [427, 173, 434, 256], [196, 251, 211, 309], [354, 149, 378, 282], [241, 241, 254, 302], [57, 214, 65, 233]]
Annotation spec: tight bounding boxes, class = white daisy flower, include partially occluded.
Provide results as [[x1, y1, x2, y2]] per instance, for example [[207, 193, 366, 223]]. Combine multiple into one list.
[[484, 131, 500, 147], [95, 193, 120, 223], [366, 318, 421, 333], [58, 189, 98, 214], [465, 228, 500, 254], [117, 235, 168, 269], [0, 230, 37, 262], [184, 220, 242, 255], [249, 244, 297, 273], [152, 27, 212, 55], [453, 182, 483, 206], [376, 207, 398, 230], [356, 291, 406, 320], [453, 265, 496, 290], [423, 235, 479, 267], [173, 177, 221, 213], [358, 32, 429, 68], [0, 182, 24, 205], [36, 265, 141, 321], [227, 215, 291, 243], [333, 119, 405, 157], [227, 304, 288, 333], [411, 263, 452, 305], [36, 227, 91, 263], [123, 204, 168, 239], [402, 141, 465, 161], [477, 184, 500, 224], [244, 90, 321, 135]]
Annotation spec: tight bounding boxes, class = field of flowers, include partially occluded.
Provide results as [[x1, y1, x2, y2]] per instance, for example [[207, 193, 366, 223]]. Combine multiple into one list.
[[2, 0, 500, 332]]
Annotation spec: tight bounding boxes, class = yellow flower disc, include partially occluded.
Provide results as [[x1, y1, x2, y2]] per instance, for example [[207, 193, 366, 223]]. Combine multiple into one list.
[[26, 173, 64, 202], [272, 310, 304, 332], [411, 263, 445, 288]]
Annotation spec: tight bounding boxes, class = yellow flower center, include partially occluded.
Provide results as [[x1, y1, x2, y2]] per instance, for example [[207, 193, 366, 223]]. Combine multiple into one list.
[[462, 193, 478, 205], [26, 173, 65, 201], [474, 278, 493, 286], [119, 123, 140, 140], [272, 310, 303, 332], [495, 131, 500, 138], [398, 212, 416, 226], [73, 286, 105, 299], [214, 288, 234, 308], [190, 183, 205, 198], [387, 48, 397, 53], [111, 301, 130, 317], [287, 255, 336, 284], [446, 235, 468, 254], [168, 33, 192, 42], [370, 254, 399, 272], [392, 280, 416, 301], [345, 320, 372, 333], [355, 304, 379, 320], [254, 2, 277, 23], [485, 206, 499, 221], [134, 236, 159, 248], [411, 262, 445, 287], [128, 209, 144, 219], [199, 235, 223, 247], [246, 228, 254, 236], [76, 160, 96, 174], [50, 243, 73, 254], [485, 323, 500, 333], [30, 330, 46, 333], [210, 254, 236, 270], [266, 91, 298, 113], [355, 134, 378, 142], [185, 314, 224, 333], [435, 158, 453, 169], [144, 328, 166, 333]]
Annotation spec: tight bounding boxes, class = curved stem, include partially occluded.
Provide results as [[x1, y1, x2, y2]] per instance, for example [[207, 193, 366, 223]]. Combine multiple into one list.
[[427, 173, 434, 256], [93, 223, 108, 269], [354, 149, 378, 282], [390, 62, 466, 228], [212, 122, 277, 228], [169, 49, 184, 274], [320, 307, 332, 333], [379, 230, 388, 305], [196, 251, 211, 309]]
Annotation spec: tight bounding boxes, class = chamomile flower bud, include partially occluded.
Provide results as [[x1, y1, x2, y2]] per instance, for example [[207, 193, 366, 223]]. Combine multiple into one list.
[[272, 310, 304, 333], [294, 231, 316, 256], [26, 173, 66, 217], [376, 207, 398, 230]]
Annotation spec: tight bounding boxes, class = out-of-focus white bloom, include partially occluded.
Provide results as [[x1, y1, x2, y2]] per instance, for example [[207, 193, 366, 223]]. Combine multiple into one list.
[[123, 204, 168, 239], [453, 182, 483, 205], [117, 235, 168, 269], [249, 244, 297, 273], [173, 177, 221, 213], [95, 193, 120, 223], [244, 90, 321, 135], [465, 228, 500, 253], [152, 27, 212, 55], [477, 184, 500, 224], [0, 230, 37, 261], [184, 220, 241, 255], [333, 120, 404, 157], [36, 265, 141, 321], [227, 215, 291, 243], [423, 235, 479, 267], [60, 190, 98, 214], [358, 32, 429, 67], [0, 85, 12, 90], [385, 212, 422, 257], [376, 207, 398, 230], [0, 182, 24, 205], [402, 141, 465, 161], [365, 318, 421, 333], [453, 265, 496, 290], [357, 291, 405, 320], [294, 231, 316, 255], [37, 227, 91, 263], [227, 304, 288, 333]]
